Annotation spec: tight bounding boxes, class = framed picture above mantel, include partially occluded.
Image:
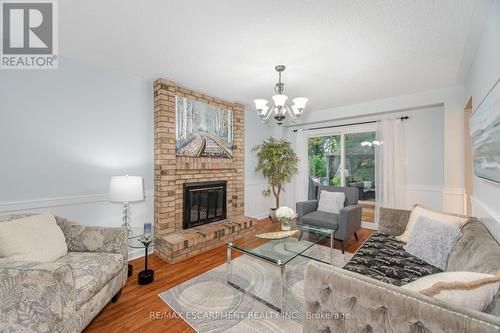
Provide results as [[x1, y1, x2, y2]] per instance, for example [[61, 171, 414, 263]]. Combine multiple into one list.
[[470, 77, 500, 185], [175, 96, 234, 158]]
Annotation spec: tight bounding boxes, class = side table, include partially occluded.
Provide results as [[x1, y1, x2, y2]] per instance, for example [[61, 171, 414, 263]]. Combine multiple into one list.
[[129, 233, 155, 285], [128, 228, 144, 277]]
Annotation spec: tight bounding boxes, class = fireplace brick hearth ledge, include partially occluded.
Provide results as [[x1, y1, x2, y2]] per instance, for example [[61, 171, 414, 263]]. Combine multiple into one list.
[[156, 216, 256, 263], [153, 78, 256, 263]]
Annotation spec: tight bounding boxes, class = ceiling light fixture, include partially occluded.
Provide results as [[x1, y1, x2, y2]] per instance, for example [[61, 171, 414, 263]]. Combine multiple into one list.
[[254, 65, 308, 126]]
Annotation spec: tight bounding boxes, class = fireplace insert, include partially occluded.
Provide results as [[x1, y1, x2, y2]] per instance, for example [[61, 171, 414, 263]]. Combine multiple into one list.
[[183, 181, 227, 229]]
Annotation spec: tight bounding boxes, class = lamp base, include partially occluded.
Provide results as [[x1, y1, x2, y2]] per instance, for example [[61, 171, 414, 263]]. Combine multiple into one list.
[[121, 201, 131, 231], [122, 221, 131, 231], [138, 269, 154, 285]]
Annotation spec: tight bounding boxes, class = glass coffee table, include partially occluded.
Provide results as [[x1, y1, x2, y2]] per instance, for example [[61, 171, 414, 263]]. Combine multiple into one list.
[[226, 224, 334, 313]]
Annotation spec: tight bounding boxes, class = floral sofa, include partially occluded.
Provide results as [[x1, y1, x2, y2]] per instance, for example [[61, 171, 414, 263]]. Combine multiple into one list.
[[304, 207, 500, 333], [0, 214, 128, 333]]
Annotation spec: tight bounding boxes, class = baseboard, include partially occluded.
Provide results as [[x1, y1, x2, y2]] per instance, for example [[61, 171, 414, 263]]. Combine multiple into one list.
[[361, 221, 378, 230], [128, 248, 148, 261], [253, 212, 271, 220]]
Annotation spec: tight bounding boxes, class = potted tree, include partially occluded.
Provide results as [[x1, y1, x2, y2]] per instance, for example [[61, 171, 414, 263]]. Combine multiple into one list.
[[253, 137, 299, 221]]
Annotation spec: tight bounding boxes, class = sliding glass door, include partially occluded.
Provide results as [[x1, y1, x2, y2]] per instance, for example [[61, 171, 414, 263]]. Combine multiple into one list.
[[308, 135, 341, 186], [308, 129, 376, 223]]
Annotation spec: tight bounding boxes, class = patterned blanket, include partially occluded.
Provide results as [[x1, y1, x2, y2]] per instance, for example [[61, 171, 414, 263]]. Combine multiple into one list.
[[343, 233, 442, 286]]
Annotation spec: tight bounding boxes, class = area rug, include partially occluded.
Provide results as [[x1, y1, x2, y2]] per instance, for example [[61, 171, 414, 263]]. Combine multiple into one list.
[[159, 244, 353, 333]]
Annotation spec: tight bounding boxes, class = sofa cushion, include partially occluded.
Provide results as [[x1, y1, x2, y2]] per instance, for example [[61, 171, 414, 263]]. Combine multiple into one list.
[[56, 252, 124, 308], [343, 233, 442, 286], [317, 185, 358, 206], [403, 216, 462, 270], [396, 205, 468, 243], [318, 190, 345, 214], [0, 213, 68, 262], [402, 271, 500, 312], [301, 210, 339, 230], [447, 220, 500, 316]]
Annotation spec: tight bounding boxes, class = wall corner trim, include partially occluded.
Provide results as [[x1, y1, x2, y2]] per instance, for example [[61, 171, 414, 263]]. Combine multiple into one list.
[[0, 191, 154, 214]]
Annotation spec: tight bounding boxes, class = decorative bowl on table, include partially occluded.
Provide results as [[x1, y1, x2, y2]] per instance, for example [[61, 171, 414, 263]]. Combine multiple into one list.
[[256, 230, 299, 240]]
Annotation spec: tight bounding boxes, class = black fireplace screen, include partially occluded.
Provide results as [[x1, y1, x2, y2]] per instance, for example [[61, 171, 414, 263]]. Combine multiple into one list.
[[183, 181, 227, 229]]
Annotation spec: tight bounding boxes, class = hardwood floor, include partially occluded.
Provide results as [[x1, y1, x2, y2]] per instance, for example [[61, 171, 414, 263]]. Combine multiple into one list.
[[84, 219, 374, 333]]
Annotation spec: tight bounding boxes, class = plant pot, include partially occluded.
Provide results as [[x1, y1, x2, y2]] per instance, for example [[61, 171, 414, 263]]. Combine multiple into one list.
[[270, 208, 278, 223], [280, 219, 292, 231]]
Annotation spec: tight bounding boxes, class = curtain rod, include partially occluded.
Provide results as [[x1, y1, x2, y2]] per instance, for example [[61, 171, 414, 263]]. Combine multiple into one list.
[[293, 116, 409, 132]]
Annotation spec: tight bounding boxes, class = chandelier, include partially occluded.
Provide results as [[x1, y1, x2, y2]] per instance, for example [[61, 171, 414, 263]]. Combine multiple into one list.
[[254, 65, 308, 126]]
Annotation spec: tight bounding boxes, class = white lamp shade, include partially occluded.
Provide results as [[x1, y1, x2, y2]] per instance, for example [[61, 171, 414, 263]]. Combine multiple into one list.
[[292, 97, 308, 109], [272, 94, 288, 107], [109, 176, 144, 202], [254, 99, 268, 110], [291, 104, 301, 115], [258, 105, 269, 115]]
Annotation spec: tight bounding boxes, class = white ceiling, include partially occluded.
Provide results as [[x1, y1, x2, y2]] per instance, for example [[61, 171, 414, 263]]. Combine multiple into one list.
[[61, 0, 490, 111]]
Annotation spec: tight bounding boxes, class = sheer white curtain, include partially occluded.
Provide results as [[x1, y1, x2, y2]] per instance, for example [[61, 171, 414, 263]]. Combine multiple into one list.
[[375, 119, 405, 223], [294, 129, 309, 203]]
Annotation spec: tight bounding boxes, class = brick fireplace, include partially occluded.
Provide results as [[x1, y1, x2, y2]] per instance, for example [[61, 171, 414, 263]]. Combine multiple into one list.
[[153, 78, 256, 263]]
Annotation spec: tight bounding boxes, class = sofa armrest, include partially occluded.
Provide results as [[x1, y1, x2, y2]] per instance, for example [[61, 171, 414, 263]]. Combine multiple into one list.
[[296, 200, 319, 220], [304, 262, 500, 333], [337, 205, 362, 240], [0, 260, 76, 333], [55, 217, 128, 258], [378, 207, 411, 236]]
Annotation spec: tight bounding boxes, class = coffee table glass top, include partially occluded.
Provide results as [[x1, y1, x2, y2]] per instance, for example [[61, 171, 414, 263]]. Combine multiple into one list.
[[228, 224, 331, 266]]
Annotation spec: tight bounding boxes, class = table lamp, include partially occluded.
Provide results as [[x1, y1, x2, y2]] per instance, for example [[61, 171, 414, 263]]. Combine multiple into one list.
[[109, 175, 144, 230]]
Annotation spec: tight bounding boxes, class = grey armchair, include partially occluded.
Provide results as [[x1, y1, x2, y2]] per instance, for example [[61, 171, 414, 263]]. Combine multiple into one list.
[[296, 186, 362, 253]]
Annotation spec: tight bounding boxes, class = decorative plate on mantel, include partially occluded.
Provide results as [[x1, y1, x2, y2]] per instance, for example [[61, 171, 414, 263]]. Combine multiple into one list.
[[256, 230, 299, 240]]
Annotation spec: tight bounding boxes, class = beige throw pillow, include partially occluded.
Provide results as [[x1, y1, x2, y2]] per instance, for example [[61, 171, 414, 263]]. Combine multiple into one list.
[[0, 213, 68, 262], [396, 205, 468, 243], [402, 271, 500, 312], [317, 190, 345, 214]]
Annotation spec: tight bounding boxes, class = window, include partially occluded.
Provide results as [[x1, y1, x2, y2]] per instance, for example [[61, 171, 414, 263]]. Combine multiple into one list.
[[308, 129, 376, 223]]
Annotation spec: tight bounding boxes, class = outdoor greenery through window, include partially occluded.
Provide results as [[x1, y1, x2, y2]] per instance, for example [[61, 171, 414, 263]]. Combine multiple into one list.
[[309, 135, 342, 186], [308, 130, 377, 222]]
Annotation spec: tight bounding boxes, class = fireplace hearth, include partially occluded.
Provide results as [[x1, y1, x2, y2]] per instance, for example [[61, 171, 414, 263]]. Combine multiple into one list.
[[183, 181, 227, 229]]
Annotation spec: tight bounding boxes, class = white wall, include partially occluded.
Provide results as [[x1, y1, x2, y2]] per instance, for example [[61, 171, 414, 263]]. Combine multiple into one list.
[[282, 85, 465, 215], [0, 57, 155, 258], [464, 0, 500, 240], [401, 106, 445, 209], [243, 111, 283, 218], [0, 58, 271, 258]]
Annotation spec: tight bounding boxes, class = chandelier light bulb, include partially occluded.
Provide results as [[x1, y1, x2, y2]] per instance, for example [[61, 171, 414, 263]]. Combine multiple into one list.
[[254, 65, 307, 125], [272, 94, 288, 108], [293, 97, 308, 110], [254, 99, 268, 111]]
